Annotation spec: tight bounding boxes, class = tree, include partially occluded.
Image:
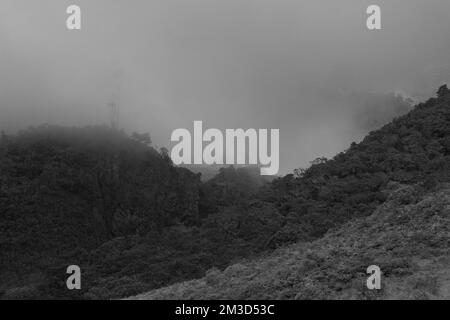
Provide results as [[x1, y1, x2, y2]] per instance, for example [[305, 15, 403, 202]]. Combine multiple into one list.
[[310, 157, 328, 166], [160, 147, 171, 163], [437, 84, 449, 98], [294, 167, 306, 178], [131, 132, 152, 145]]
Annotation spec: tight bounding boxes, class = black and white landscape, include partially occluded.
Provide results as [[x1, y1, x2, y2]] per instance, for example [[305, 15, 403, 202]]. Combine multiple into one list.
[[0, 0, 450, 300]]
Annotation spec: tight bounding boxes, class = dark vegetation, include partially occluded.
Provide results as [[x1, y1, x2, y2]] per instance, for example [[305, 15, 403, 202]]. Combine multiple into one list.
[[134, 183, 450, 300], [1, 86, 450, 299]]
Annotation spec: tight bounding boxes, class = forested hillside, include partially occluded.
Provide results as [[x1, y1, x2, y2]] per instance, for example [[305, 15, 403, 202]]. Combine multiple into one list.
[[0, 126, 276, 299], [132, 183, 450, 300], [0, 126, 201, 298], [261, 85, 450, 247], [132, 86, 450, 300], [1, 86, 450, 299]]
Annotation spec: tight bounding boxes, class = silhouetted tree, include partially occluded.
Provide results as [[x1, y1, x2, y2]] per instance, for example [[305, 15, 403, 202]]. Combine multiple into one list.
[[437, 84, 449, 98], [131, 132, 152, 145]]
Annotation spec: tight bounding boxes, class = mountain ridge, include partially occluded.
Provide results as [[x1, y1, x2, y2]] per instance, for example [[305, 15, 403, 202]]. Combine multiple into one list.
[[2, 86, 450, 299], [129, 85, 450, 299]]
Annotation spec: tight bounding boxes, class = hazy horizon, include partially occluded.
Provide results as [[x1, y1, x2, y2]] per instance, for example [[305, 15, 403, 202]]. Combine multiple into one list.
[[2, 0, 450, 174]]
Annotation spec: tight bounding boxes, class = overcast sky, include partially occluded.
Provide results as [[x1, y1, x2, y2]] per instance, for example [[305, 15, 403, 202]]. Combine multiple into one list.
[[1, 0, 450, 173]]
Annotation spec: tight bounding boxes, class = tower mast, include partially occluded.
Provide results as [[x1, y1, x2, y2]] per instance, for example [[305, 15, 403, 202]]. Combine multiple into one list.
[[107, 70, 123, 130]]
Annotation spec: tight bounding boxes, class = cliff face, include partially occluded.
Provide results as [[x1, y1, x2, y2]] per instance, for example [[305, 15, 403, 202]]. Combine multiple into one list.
[[130, 183, 450, 300]]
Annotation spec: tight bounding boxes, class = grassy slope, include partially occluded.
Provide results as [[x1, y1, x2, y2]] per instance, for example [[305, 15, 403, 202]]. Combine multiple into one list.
[[130, 183, 450, 300]]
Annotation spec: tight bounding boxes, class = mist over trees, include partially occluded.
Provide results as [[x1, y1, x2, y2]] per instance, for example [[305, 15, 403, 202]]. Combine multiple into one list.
[[349, 92, 413, 132], [1, 87, 450, 299]]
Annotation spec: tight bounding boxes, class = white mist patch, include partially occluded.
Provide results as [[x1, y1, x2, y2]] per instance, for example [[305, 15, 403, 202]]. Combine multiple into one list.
[[171, 121, 279, 175]]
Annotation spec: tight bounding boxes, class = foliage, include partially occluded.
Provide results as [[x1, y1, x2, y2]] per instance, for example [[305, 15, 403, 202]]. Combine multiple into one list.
[[2, 86, 450, 299], [132, 183, 450, 300]]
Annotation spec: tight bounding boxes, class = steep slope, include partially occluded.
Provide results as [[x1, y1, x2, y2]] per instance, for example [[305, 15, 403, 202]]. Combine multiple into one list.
[[130, 86, 450, 300], [131, 183, 450, 300], [263, 85, 450, 246]]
